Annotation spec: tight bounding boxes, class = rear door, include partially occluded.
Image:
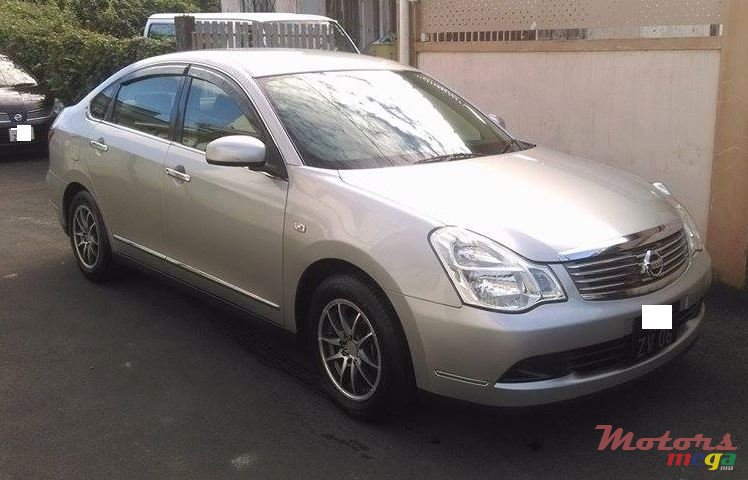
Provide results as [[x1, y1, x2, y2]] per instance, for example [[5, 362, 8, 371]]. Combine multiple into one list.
[[84, 65, 186, 260], [162, 65, 288, 323]]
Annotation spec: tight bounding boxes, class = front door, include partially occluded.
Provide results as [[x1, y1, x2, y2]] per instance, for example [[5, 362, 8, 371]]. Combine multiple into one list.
[[162, 66, 288, 323]]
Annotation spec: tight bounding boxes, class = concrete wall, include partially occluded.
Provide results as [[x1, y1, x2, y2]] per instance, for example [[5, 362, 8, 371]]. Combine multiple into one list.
[[221, 0, 240, 12], [419, 49, 721, 234], [297, 0, 325, 15], [221, 0, 324, 13], [274, 0, 298, 12]]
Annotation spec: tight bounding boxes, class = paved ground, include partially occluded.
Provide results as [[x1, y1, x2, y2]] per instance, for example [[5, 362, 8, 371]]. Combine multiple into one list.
[[0, 153, 746, 479]]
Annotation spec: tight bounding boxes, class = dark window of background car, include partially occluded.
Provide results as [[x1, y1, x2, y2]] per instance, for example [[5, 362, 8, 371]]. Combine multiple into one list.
[[148, 23, 176, 39], [89, 84, 117, 120], [180, 77, 262, 151], [111, 75, 182, 140]]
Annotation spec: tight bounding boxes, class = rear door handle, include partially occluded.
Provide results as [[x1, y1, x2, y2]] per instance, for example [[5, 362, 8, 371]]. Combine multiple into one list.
[[165, 166, 191, 183], [89, 139, 108, 152]]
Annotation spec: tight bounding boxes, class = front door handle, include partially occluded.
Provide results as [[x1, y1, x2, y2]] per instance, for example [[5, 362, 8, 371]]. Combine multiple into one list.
[[165, 166, 191, 182], [89, 139, 108, 152]]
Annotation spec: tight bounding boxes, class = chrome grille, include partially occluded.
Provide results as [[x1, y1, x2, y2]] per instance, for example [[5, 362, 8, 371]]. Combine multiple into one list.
[[564, 228, 690, 300], [0, 112, 9, 123]]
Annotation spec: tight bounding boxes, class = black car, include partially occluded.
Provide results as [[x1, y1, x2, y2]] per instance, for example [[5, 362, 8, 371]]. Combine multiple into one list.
[[0, 55, 62, 149]]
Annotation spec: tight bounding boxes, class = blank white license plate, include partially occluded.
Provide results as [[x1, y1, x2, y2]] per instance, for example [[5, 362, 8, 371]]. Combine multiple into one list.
[[9, 125, 34, 142], [642, 304, 673, 329]]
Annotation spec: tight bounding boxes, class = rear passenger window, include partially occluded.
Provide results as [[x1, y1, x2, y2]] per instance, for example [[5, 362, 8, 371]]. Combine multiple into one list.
[[89, 84, 117, 120], [181, 78, 261, 151], [111, 75, 181, 139]]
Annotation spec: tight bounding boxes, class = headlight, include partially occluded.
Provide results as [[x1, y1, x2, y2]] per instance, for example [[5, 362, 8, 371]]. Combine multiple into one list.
[[430, 227, 565, 312], [675, 203, 703, 254], [651, 182, 704, 255], [52, 98, 64, 116]]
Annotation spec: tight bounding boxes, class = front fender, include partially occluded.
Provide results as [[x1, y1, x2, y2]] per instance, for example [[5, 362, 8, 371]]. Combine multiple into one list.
[[282, 166, 461, 330]]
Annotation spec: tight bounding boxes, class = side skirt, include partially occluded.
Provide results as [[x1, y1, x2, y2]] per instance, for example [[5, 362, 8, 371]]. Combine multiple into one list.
[[113, 251, 289, 333]]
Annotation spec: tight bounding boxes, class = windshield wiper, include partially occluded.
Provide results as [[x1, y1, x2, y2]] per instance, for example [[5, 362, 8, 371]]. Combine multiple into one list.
[[414, 152, 479, 164]]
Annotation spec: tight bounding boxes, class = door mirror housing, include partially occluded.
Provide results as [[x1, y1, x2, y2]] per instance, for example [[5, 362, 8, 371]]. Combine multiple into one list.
[[205, 135, 266, 168], [488, 113, 506, 128]]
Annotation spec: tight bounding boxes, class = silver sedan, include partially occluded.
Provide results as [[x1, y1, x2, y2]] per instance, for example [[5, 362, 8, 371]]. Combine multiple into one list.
[[46, 49, 711, 418]]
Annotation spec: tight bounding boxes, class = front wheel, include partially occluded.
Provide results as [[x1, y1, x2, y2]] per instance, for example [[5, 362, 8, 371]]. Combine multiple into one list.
[[309, 273, 414, 419]]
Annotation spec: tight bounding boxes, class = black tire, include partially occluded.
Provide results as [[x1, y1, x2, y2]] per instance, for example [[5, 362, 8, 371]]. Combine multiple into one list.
[[308, 273, 414, 419], [67, 190, 113, 282]]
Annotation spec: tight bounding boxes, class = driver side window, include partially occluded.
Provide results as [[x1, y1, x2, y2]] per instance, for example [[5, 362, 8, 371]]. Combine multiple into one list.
[[181, 77, 260, 151]]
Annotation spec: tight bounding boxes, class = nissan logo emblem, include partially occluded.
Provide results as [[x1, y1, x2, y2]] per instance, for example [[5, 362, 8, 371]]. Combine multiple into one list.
[[13, 113, 23, 122], [641, 249, 664, 278]]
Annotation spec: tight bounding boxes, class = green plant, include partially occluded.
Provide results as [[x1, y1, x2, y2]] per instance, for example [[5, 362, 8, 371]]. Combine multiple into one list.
[[66, 0, 219, 38], [0, 0, 175, 103]]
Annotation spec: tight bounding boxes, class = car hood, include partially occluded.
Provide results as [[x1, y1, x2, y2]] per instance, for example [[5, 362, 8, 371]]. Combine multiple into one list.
[[338, 146, 679, 262], [0, 85, 50, 116]]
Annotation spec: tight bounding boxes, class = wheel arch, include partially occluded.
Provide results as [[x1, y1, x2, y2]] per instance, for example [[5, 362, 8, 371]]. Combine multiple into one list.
[[295, 258, 386, 339], [62, 182, 88, 233], [293, 257, 418, 388]]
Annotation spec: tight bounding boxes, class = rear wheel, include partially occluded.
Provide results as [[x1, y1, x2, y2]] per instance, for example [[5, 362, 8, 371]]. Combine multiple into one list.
[[309, 273, 413, 419], [68, 191, 113, 281]]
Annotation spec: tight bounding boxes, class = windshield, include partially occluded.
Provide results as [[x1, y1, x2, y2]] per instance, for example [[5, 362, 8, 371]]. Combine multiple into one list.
[[259, 70, 523, 169], [0, 59, 37, 88]]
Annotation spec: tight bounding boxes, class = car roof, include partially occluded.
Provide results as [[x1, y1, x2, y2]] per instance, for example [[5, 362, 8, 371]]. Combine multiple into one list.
[[142, 49, 414, 78], [147, 12, 335, 23]]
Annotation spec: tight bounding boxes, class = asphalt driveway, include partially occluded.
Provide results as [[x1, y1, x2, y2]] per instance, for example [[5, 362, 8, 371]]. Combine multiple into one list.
[[1, 154, 745, 479]]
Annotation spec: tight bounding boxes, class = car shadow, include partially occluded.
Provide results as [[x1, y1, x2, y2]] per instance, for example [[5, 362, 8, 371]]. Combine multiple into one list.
[[5, 242, 743, 479], [109, 260, 729, 428]]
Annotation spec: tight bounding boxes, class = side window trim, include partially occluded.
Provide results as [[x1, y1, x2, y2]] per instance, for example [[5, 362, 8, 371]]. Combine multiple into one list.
[[178, 64, 288, 178], [169, 75, 190, 143], [103, 83, 120, 121], [174, 75, 192, 146]]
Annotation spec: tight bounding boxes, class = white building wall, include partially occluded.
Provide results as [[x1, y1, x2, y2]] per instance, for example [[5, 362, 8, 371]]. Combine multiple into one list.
[[419, 49, 720, 233]]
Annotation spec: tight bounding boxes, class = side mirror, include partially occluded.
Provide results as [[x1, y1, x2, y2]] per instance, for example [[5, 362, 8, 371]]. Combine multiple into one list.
[[205, 135, 266, 168], [488, 113, 506, 128]]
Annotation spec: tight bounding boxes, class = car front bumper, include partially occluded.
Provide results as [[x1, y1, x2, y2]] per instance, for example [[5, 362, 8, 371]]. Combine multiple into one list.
[[388, 250, 711, 407], [0, 119, 52, 146]]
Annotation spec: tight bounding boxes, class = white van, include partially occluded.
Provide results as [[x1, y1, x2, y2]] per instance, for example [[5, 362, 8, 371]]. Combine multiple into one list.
[[144, 12, 359, 53]]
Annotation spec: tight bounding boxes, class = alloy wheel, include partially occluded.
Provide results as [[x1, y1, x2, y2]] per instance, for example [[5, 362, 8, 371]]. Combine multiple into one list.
[[318, 299, 382, 401], [72, 204, 99, 269]]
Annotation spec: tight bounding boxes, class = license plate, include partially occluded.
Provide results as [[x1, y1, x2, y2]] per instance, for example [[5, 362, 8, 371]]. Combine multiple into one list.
[[9, 125, 34, 142], [632, 317, 677, 362]]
